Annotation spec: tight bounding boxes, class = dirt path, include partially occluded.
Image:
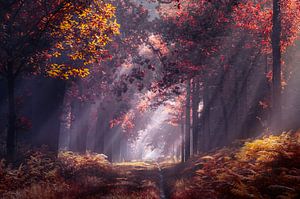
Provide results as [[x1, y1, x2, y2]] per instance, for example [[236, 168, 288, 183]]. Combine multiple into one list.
[[83, 162, 168, 199], [156, 162, 167, 199]]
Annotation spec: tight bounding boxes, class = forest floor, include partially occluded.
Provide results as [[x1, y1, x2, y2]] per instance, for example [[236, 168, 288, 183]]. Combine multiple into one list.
[[1, 131, 300, 199]]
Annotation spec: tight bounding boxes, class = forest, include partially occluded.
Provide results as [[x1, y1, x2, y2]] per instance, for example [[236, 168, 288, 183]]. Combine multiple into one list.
[[0, 0, 300, 198]]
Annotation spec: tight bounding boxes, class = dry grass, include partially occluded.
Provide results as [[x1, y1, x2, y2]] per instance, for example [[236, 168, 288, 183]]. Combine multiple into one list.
[[2, 132, 300, 199], [1, 150, 160, 199], [164, 131, 300, 199]]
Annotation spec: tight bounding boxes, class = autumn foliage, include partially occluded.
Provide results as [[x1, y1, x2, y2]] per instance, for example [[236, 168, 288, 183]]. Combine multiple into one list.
[[164, 132, 300, 199], [0, 149, 162, 199], [1, 0, 300, 198], [233, 0, 300, 53], [1, 131, 300, 198], [0, 0, 119, 79], [47, 0, 120, 79], [0, 150, 113, 198]]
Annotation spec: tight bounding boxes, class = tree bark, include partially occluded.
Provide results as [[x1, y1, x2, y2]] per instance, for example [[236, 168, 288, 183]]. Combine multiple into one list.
[[219, 68, 228, 145], [31, 77, 66, 154], [6, 62, 16, 160], [203, 79, 210, 151], [95, 108, 105, 153], [181, 112, 185, 162], [185, 78, 191, 160], [192, 77, 200, 154], [69, 100, 79, 151], [79, 103, 89, 153], [272, 0, 282, 132]]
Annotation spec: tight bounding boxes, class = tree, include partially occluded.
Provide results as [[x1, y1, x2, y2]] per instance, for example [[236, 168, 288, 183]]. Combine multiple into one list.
[[192, 77, 200, 154], [0, 0, 74, 159], [0, 0, 119, 159], [153, 0, 240, 153], [233, 0, 300, 132], [47, 1, 119, 79], [155, 0, 300, 153], [185, 78, 191, 160], [271, 0, 282, 131]]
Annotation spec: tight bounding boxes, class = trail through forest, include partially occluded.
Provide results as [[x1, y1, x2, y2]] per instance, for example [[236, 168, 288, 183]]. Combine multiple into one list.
[[78, 161, 170, 199], [156, 162, 167, 199], [80, 161, 170, 199]]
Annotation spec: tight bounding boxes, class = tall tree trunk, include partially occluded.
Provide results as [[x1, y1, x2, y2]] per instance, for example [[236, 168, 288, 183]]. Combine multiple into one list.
[[6, 63, 16, 160], [69, 100, 79, 151], [176, 139, 180, 162], [69, 101, 90, 153], [192, 77, 200, 154], [69, 80, 89, 153], [77, 81, 88, 153], [203, 79, 210, 151], [50, 80, 66, 154], [220, 94, 228, 145], [185, 78, 191, 160], [181, 113, 185, 162], [58, 94, 71, 150], [233, 66, 239, 139], [31, 77, 66, 154], [102, 100, 117, 162], [272, 0, 282, 132], [77, 103, 89, 153], [265, 54, 272, 132], [219, 67, 228, 145], [95, 109, 105, 153]]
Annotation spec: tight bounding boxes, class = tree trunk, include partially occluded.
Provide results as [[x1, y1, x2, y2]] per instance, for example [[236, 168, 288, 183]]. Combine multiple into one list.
[[272, 0, 282, 132], [6, 63, 16, 160], [77, 103, 89, 153], [69, 80, 89, 153], [220, 95, 229, 145], [185, 78, 191, 160], [192, 77, 200, 154], [95, 108, 105, 153], [181, 113, 185, 162], [69, 100, 90, 153], [69, 100, 79, 151], [219, 70, 228, 145], [31, 77, 65, 154], [203, 80, 210, 151], [58, 94, 71, 150]]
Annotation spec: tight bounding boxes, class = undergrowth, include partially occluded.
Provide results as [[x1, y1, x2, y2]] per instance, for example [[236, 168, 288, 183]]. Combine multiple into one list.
[[1, 132, 300, 199], [0, 150, 159, 199], [164, 132, 300, 199]]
